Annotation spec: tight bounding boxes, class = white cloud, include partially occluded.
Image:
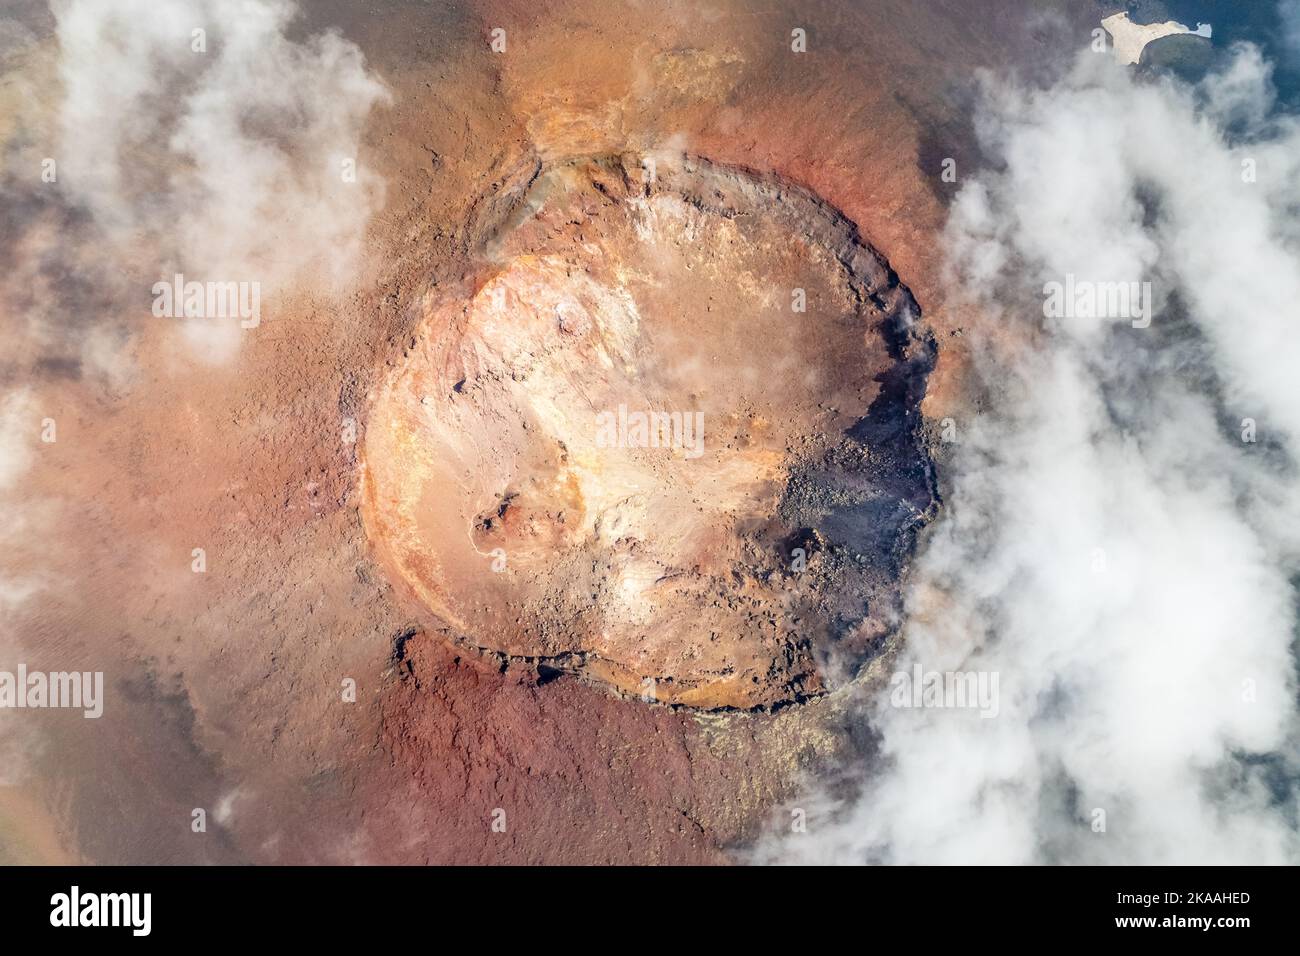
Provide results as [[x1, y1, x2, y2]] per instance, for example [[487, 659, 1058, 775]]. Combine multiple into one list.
[[49, 0, 390, 360], [1280, 1, 1300, 64], [763, 47, 1300, 865], [0, 0, 391, 787], [0, 389, 37, 493]]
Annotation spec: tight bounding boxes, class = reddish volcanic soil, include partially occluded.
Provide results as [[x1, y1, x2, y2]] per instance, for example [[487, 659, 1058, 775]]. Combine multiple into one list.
[[0, 0, 1096, 863]]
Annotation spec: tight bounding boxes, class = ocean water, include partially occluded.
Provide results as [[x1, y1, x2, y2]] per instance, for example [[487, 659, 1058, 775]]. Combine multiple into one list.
[[1155, 0, 1300, 103]]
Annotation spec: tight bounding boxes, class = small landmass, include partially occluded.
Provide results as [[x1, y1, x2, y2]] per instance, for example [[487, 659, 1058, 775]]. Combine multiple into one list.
[[1101, 11, 1212, 66]]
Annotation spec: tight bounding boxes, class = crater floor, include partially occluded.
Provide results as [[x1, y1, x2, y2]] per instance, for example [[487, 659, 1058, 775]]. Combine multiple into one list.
[[363, 152, 937, 709]]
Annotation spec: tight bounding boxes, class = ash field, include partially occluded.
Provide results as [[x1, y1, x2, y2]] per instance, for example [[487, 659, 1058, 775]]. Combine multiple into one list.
[[1, 0, 1298, 866]]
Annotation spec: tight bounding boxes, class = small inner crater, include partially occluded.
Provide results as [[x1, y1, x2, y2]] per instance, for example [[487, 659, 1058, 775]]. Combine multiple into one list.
[[362, 152, 937, 709]]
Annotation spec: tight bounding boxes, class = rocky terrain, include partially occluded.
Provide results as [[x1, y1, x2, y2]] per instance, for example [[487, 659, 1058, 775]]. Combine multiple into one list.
[[0, 0, 1101, 863]]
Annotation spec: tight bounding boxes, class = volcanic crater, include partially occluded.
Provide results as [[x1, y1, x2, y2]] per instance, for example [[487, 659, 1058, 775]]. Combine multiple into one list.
[[362, 152, 938, 709]]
